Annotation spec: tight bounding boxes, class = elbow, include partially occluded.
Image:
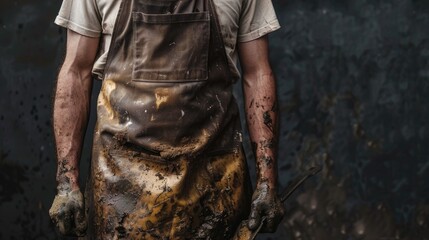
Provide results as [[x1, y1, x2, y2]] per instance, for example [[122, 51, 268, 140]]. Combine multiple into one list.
[[242, 68, 275, 88], [60, 63, 93, 82]]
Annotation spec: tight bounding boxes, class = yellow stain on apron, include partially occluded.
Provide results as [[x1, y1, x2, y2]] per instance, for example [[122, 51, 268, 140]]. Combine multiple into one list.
[[155, 88, 171, 110], [97, 80, 117, 120]]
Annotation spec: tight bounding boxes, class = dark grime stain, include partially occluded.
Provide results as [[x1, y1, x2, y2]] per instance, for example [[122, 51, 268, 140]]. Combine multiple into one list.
[[263, 111, 273, 131], [249, 99, 254, 108], [260, 156, 273, 169], [271, 100, 278, 112], [155, 172, 165, 180], [260, 138, 275, 150]]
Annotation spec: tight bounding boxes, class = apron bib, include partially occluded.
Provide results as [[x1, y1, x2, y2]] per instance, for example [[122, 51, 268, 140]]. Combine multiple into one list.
[[84, 0, 252, 239]]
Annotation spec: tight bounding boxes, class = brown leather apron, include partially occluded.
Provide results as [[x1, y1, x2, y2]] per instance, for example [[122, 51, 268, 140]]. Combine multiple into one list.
[[85, 0, 252, 239]]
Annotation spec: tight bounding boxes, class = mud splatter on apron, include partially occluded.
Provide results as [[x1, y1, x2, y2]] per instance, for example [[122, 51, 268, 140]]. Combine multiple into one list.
[[84, 0, 252, 239]]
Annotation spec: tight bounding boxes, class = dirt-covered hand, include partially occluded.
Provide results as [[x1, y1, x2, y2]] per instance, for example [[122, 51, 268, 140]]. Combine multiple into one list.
[[248, 182, 285, 233], [49, 189, 87, 237]]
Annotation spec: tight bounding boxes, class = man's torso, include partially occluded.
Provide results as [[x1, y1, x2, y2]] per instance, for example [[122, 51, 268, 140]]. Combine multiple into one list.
[[55, 0, 280, 80]]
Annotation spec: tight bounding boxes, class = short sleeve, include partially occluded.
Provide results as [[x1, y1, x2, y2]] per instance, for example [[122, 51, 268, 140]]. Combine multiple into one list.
[[238, 0, 281, 42], [54, 0, 102, 37]]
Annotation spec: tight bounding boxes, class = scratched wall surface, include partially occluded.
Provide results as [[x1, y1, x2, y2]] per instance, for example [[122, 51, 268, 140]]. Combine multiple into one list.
[[1, 0, 429, 239]]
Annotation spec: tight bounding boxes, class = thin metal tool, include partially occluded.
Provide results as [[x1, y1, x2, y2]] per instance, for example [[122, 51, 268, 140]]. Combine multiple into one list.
[[280, 165, 322, 202]]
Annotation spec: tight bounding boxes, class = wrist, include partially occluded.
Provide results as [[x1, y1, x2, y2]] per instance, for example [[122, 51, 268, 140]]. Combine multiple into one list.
[[56, 171, 80, 195], [255, 155, 277, 188], [56, 181, 80, 195], [56, 159, 79, 193], [256, 177, 277, 190]]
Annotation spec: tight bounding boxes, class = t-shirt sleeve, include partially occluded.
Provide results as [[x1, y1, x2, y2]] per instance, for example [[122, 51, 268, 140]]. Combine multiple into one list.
[[238, 0, 281, 42], [54, 0, 102, 37]]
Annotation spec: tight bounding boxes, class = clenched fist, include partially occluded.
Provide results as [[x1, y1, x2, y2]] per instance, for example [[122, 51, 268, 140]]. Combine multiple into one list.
[[49, 189, 87, 237], [248, 182, 285, 233]]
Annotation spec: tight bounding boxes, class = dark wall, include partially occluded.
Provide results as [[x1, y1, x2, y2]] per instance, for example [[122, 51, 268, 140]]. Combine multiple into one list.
[[268, 1, 429, 239], [1, 0, 429, 239]]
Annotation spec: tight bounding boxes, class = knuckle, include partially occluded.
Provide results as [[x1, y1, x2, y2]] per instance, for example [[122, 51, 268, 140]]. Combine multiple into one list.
[[250, 205, 260, 213], [48, 210, 55, 218], [266, 221, 276, 232], [49, 214, 59, 222]]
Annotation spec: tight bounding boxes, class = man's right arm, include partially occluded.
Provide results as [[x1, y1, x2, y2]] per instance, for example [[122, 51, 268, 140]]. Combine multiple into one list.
[[49, 29, 99, 237]]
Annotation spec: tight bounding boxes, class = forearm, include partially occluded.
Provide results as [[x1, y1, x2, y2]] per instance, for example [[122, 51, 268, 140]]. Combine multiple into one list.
[[53, 65, 92, 194], [243, 70, 278, 189]]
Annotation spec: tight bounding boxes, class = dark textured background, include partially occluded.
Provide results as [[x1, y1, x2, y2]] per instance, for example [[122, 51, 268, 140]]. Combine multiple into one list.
[[1, 0, 429, 239]]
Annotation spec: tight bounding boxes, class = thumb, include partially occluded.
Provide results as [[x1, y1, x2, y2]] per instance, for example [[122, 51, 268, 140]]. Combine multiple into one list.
[[58, 210, 73, 235], [248, 206, 262, 230], [74, 205, 87, 236]]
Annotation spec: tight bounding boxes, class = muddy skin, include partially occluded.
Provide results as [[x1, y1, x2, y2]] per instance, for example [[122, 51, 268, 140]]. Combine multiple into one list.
[[253, 140, 276, 180], [270, 100, 278, 113], [56, 160, 78, 194], [49, 189, 87, 237], [246, 94, 282, 234], [262, 138, 275, 149], [263, 111, 274, 132], [256, 138, 276, 152], [249, 99, 254, 108], [255, 154, 276, 182], [248, 182, 285, 233], [259, 156, 274, 169]]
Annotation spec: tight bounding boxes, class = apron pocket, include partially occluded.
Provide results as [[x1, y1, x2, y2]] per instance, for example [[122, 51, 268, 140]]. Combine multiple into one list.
[[132, 12, 210, 82]]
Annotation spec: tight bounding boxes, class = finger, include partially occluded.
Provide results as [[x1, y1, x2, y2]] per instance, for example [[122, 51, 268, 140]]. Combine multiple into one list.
[[49, 199, 64, 220], [264, 208, 284, 233], [51, 206, 66, 228], [49, 197, 66, 226], [264, 214, 276, 233], [248, 207, 262, 230], [58, 209, 73, 235], [49, 209, 58, 224], [48, 207, 56, 220], [74, 206, 87, 236]]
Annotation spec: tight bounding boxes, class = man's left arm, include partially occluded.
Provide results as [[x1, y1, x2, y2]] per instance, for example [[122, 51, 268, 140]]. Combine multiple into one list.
[[238, 35, 285, 232]]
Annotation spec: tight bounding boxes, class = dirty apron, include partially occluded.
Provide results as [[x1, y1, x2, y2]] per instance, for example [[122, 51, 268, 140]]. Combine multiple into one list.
[[85, 0, 252, 239]]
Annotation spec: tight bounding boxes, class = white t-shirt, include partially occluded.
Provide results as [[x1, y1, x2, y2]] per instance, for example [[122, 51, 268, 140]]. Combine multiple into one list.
[[55, 0, 280, 80]]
